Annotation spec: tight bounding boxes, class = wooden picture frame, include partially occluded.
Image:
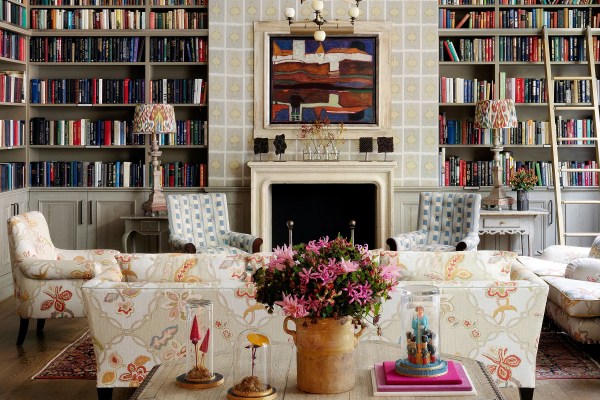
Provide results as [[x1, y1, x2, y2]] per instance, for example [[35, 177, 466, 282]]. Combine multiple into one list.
[[254, 21, 391, 139]]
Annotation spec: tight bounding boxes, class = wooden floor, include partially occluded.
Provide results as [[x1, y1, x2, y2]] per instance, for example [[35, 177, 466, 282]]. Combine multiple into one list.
[[0, 296, 599, 400]]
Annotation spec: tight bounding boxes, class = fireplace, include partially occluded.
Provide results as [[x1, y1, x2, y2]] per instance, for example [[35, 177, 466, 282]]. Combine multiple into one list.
[[248, 161, 396, 251], [271, 183, 376, 248]]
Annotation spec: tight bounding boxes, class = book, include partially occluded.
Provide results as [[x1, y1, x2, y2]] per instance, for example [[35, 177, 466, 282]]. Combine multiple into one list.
[[371, 361, 476, 397], [455, 13, 471, 29]]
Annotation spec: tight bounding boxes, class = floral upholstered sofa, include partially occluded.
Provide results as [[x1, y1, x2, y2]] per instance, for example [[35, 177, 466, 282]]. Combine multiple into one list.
[[82, 250, 547, 400]]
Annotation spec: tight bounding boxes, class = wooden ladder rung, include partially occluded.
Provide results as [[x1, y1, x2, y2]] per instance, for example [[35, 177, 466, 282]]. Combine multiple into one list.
[[557, 137, 599, 142], [562, 200, 600, 204], [554, 76, 593, 80], [555, 105, 595, 111], [563, 232, 600, 237], [559, 168, 600, 172]]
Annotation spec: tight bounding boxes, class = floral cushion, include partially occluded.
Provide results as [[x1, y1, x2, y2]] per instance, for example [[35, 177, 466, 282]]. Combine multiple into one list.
[[516, 256, 567, 277], [565, 258, 600, 283], [542, 245, 590, 263], [543, 276, 600, 317], [545, 301, 600, 344], [589, 234, 600, 259], [375, 250, 515, 282]]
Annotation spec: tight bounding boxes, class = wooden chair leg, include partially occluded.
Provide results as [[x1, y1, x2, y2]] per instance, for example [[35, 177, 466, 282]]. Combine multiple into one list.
[[36, 319, 46, 333], [519, 387, 534, 400], [16, 318, 29, 346], [97, 387, 113, 400]]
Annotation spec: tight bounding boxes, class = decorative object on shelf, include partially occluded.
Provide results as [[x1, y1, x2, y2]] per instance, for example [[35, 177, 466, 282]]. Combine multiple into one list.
[[283, 0, 362, 42], [395, 285, 447, 378], [227, 330, 277, 400], [133, 103, 176, 216], [273, 134, 287, 161], [253, 138, 269, 161], [253, 237, 399, 393], [474, 99, 518, 210], [359, 137, 373, 161], [377, 136, 394, 161], [177, 299, 224, 389], [298, 118, 344, 161], [510, 167, 537, 212]]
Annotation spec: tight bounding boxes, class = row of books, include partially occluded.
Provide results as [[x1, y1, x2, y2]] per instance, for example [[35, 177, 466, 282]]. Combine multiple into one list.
[[555, 116, 596, 144], [498, 1, 597, 4], [439, 10, 496, 29], [1, 120, 25, 148], [499, 7, 591, 28], [498, 75, 547, 103], [149, 78, 205, 104], [0, 71, 24, 103], [440, 77, 495, 103], [440, 38, 495, 62], [499, 36, 544, 61], [149, 37, 207, 62], [158, 120, 207, 145], [28, 0, 207, 5], [0, 162, 25, 192], [559, 160, 599, 186], [29, 160, 146, 187], [30, 36, 145, 63], [0, 1, 27, 29], [439, 1, 494, 4], [30, 118, 143, 146], [148, 10, 208, 29], [29, 78, 146, 104], [1, 29, 26, 62], [154, 162, 206, 188], [30, 9, 146, 30], [553, 79, 596, 104]]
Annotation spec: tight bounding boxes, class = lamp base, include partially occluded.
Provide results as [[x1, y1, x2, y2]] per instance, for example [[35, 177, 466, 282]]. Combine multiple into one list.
[[142, 190, 167, 216], [481, 186, 515, 211]]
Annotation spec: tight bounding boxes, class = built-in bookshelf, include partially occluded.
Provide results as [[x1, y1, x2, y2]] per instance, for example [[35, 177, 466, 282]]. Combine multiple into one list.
[[438, 0, 600, 189]]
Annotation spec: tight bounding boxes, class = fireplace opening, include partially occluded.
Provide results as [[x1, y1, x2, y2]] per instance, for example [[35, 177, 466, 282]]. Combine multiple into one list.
[[271, 184, 376, 249]]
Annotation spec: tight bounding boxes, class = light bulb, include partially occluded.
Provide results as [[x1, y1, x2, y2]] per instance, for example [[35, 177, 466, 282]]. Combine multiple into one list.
[[348, 6, 359, 18], [314, 29, 326, 42], [284, 7, 295, 19], [311, 0, 324, 12]]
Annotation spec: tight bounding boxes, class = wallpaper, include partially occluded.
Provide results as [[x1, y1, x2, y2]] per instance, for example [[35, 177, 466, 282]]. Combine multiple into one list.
[[208, 0, 439, 187]]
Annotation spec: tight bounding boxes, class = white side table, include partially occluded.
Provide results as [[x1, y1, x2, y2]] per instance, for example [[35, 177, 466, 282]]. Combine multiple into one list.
[[479, 207, 549, 256]]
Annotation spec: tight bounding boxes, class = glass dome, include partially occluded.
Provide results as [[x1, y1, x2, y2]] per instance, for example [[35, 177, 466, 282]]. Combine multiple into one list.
[[227, 329, 276, 399]]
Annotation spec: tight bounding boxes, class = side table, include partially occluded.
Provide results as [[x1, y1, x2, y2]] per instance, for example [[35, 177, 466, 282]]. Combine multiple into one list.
[[130, 341, 506, 400], [121, 215, 169, 253], [479, 207, 549, 256]]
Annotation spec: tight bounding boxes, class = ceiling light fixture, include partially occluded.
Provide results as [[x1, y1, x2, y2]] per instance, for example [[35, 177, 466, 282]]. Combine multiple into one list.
[[284, 0, 362, 42]]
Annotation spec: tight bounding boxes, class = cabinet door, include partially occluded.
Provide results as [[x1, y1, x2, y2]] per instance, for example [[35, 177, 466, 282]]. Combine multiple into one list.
[[87, 191, 144, 251], [29, 191, 88, 250]]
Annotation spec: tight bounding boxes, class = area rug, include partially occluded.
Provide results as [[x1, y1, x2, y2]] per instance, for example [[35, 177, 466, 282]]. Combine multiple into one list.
[[32, 331, 96, 380], [536, 331, 600, 379]]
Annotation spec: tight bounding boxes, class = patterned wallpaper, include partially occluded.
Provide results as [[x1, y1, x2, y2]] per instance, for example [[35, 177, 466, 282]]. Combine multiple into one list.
[[208, 0, 439, 187]]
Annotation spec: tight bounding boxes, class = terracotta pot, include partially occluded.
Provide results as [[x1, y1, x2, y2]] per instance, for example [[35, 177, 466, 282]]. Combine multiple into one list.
[[283, 316, 365, 394]]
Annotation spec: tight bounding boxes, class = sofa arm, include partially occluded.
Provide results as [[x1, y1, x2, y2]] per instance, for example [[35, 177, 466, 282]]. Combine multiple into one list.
[[386, 230, 428, 251], [541, 245, 590, 263], [223, 231, 263, 253], [57, 249, 120, 269], [456, 231, 480, 251], [565, 257, 600, 282], [169, 235, 196, 253], [18, 258, 100, 280]]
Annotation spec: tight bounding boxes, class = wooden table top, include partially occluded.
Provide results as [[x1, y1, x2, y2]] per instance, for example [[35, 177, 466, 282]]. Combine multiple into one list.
[[130, 340, 506, 400]]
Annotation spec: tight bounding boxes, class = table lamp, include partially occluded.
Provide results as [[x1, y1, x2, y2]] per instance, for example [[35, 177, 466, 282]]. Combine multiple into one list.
[[133, 103, 176, 216], [474, 99, 518, 210]]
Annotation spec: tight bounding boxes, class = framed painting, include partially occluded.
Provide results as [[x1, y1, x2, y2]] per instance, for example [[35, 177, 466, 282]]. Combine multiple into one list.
[[254, 21, 391, 139]]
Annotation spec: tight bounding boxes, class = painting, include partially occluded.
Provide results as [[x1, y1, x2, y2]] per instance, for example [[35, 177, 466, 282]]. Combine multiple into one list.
[[254, 21, 391, 139], [269, 36, 377, 125]]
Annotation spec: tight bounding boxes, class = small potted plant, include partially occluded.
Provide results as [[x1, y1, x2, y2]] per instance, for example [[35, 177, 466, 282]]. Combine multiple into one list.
[[509, 167, 538, 211]]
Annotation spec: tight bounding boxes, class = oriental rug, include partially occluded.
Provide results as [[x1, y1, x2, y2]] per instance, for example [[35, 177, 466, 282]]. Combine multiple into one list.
[[32, 331, 96, 380]]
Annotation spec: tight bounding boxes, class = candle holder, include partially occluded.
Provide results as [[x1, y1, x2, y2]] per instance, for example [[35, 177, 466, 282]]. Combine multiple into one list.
[[176, 299, 224, 389]]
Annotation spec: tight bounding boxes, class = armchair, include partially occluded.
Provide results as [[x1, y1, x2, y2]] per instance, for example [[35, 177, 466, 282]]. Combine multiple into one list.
[[387, 192, 481, 251], [166, 193, 262, 254], [7, 211, 120, 345]]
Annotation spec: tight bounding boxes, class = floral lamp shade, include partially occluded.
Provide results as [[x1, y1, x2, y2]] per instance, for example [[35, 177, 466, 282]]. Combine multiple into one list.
[[133, 103, 176, 134], [474, 99, 518, 130]]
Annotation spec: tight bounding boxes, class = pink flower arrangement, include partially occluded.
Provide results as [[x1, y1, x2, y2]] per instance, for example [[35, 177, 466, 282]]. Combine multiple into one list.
[[252, 237, 399, 327]]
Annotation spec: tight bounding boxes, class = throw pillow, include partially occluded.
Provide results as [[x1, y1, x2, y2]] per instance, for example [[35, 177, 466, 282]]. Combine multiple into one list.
[[565, 258, 600, 283], [589, 234, 600, 259]]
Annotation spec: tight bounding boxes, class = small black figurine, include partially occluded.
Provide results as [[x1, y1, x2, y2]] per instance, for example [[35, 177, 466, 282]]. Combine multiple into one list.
[[358, 137, 373, 161], [253, 137, 269, 161], [377, 137, 394, 161], [273, 134, 287, 161]]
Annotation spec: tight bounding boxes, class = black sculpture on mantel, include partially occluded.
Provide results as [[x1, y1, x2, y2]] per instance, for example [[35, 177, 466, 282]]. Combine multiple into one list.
[[377, 137, 394, 161], [253, 137, 269, 161], [273, 134, 287, 161], [359, 137, 373, 161]]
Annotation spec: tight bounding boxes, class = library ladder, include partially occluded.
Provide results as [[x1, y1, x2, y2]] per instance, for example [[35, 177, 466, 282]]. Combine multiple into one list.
[[543, 26, 600, 246]]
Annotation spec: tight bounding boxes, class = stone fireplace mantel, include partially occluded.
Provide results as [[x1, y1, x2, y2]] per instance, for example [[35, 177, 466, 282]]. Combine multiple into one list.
[[248, 161, 396, 250]]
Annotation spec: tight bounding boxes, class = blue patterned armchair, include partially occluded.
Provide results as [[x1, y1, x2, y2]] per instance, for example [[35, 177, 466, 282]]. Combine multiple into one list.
[[387, 192, 481, 251], [166, 193, 262, 254]]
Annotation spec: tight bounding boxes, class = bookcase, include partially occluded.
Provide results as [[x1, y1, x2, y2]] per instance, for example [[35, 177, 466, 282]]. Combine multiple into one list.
[[438, 0, 600, 246]]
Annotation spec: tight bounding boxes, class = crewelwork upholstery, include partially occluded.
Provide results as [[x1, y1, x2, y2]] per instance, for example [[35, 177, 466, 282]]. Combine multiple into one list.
[[166, 193, 262, 254], [387, 192, 481, 251], [7, 211, 120, 345]]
